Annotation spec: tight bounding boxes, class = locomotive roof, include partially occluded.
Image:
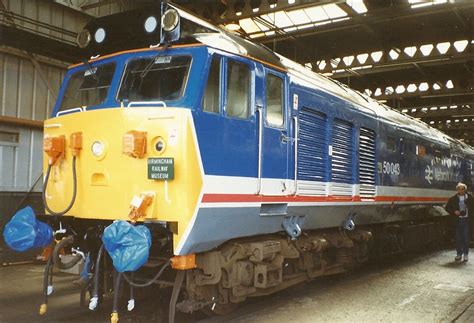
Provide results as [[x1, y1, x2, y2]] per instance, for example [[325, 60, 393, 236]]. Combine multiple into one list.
[[173, 4, 472, 154]]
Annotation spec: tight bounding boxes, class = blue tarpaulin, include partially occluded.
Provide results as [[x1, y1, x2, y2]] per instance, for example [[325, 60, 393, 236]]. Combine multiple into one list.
[[3, 206, 53, 252], [102, 221, 151, 272]]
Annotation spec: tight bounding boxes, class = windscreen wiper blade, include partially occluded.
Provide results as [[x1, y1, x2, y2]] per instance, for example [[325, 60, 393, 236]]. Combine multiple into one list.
[[82, 59, 97, 81], [139, 44, 170, 79]]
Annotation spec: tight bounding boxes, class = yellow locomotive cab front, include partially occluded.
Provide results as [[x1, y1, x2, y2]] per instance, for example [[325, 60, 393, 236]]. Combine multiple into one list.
[[42, 107, 203, 253]]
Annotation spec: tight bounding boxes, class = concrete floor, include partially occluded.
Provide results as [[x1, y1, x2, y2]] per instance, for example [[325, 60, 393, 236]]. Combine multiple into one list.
[[1, 249, 474, 323]]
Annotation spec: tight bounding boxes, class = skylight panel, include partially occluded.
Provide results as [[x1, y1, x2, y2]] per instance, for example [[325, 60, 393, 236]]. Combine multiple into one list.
[[239, 18, 261, 34], [453, 40, 468, 52], [260, 14, 275, 24], [273, 11, 293, 28], [420, 44, 434, 56], [409, 0, 450, 8], [419, 82, 429, 91], [346, 0, 368, 14], [286, 9, 311, 25], [254, 20, 270, 32], [303, 6, 329, 22], [322, 3, 348, 19], [436, 42, 450, 54]]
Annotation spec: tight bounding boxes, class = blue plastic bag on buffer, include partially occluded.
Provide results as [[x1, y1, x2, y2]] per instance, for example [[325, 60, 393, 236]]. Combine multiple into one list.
[[3, 206, 53, 252], [102, 220, 152, 272]]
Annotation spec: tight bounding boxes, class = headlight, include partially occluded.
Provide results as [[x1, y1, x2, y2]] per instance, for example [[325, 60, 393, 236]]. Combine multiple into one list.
[[91, 141, 105, 157], [161, 8, 179, 32], [94, 28, 106, 43], [144, 16, 158, 33], [77, 29, 91, 48]]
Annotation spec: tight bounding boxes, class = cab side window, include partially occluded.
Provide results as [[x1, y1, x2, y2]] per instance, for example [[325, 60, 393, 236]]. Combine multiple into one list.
[[266, 73, 284, 127], [202, 57, 220, 114], [226, 60, 250, 119]]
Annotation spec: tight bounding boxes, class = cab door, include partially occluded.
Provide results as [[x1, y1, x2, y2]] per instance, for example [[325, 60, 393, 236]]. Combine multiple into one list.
[[258, 68, 290, 196]]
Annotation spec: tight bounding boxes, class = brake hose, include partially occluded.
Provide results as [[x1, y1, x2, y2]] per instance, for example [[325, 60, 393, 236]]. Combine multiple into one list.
[[52, 235, 82, 270], [39, 255, 54, 315], [42, 156, 77, 216], [89, 244, 105, 311], [111, 272, 123, 323], [122, 261, 171, 288]]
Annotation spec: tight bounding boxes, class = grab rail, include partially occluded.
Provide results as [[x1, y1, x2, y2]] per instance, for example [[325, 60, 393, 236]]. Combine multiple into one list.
[[256, 105, 263, 195], [293, 116, 299, 195], [127, 101, 167, 108]]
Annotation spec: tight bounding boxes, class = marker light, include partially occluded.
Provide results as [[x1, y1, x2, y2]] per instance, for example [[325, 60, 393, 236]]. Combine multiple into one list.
[[155, 140, 165, 152], [91, 141, 105, 157], [144, 16, 158, 33], [162, 8, 179, 32], [94, 28, 106, 43], [77, 29, 91, 48]]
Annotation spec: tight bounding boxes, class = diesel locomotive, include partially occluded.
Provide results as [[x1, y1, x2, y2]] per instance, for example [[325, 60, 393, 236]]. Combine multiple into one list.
[[16, 2, 474, 321]]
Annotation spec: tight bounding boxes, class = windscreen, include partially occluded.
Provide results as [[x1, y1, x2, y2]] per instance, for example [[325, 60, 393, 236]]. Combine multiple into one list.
[[59, 63, 116, 112], [117, 55, 191, 103]]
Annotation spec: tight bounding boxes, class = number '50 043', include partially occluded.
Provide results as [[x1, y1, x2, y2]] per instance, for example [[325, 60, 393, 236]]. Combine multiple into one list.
[[383, 161, 400, 175]]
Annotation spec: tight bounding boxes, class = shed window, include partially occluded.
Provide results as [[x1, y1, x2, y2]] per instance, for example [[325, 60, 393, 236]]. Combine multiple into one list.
[[0, 131, 19, 144], [266, 73, 284, 126], [202, 57, 220, 114], [226, 60, 250, 119]]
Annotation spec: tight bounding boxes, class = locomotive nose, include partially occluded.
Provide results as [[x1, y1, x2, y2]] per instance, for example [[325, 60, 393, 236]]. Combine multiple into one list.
[[42, 106, 203, 254]]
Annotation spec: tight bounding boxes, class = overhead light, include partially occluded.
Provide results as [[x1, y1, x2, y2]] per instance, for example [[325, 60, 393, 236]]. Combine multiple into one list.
[[77, 29, 91, 48], [224, 22, 241, 31], [162, 8, 180, 32], [94, 28, 106, 43], [144, 16, 158, 33]]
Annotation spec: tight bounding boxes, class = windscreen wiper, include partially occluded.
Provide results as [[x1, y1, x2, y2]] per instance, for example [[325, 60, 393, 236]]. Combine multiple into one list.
[[140, 44, 170, 79], [82, 59, 97, 81]]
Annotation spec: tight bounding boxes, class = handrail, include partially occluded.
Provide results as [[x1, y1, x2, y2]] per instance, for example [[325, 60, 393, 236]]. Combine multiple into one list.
[[256, 105, 263, 195], [293, 116, 299, 195], [127, 101, 167, 108], [56, 107, 83, 117]]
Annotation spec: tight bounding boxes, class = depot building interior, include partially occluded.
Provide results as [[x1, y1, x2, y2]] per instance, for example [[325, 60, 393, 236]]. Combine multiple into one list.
[[0, 0, 473, 321]]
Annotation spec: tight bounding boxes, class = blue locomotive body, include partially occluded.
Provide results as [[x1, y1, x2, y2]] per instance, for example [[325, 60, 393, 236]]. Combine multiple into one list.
[[52, 38, 474, 255]]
